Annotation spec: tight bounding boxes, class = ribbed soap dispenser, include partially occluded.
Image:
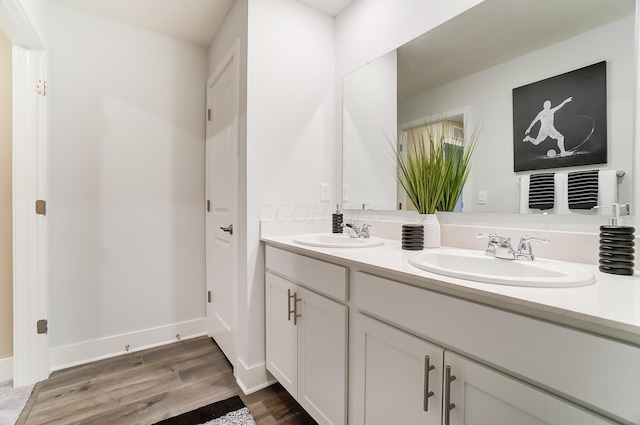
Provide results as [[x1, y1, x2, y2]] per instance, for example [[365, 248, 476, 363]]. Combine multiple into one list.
[[597, 203, 635, 275], [332, 204, 343, 234]]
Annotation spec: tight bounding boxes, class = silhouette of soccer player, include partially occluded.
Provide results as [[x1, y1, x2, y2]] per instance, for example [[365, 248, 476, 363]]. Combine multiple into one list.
[[523, 97, 573, 157]]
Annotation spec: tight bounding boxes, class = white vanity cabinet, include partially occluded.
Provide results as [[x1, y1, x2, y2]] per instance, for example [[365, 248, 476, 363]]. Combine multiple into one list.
[[353, 313, 616, 425], [354, 271, 638, 424], [265, 247, 348, 425], [262, 240, 639, 424]]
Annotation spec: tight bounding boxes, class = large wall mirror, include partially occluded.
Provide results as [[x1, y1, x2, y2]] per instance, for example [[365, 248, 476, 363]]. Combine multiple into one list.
[[342, 0, 635, 216]]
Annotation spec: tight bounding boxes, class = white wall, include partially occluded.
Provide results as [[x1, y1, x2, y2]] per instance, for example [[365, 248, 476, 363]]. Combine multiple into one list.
[[0, 29, 12, 363], [245, 0, 335, 387], [47, 3, 208, 367], [398, 16, 635, 214], [343, 50, 397, 210]]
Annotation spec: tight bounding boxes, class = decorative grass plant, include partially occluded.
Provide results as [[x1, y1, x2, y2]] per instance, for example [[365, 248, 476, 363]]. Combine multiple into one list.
[[395, 120, 479, 214]]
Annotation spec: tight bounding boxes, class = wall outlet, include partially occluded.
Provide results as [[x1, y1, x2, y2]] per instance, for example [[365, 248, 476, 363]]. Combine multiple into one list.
[[342, 184, 349, 202], [320, 183, 330, 202]]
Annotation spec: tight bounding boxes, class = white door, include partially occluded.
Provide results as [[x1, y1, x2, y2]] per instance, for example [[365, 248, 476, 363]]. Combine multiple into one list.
[[206, 42, 239, 366], [352, 313, 443, 425], [444, 351, 616, 425], [265, 272, 298, 397], [297, 287, 348, 425]]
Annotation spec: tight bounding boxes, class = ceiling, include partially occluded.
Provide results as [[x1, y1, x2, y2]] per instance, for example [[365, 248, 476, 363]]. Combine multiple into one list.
[[50, 0, 355, 47], [298, 0, 354, 16]]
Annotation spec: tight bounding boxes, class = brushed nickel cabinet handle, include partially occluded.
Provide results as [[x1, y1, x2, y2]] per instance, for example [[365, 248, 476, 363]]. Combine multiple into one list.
[[293, 293, 301, 325], [220, 224, 233, 235], [423, 355, 436, 411], [287, 289, 295, 321], [444, 365, 457, 425]]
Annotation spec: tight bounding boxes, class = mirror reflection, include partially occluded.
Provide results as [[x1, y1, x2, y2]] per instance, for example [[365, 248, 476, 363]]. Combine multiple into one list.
[[342, 0, 635, 215]]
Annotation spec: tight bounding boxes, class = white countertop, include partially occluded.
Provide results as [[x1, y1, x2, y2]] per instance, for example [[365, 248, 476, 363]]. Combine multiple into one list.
[[261, 235, 640, 345]]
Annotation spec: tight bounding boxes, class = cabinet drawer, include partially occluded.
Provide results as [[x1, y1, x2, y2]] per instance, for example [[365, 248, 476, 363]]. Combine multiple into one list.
[[266, 246, 348, 302], [354, 272, 640, 424]]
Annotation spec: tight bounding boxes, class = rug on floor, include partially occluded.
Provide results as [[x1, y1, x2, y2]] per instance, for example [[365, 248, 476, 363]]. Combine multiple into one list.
[[153, 395, 256, 425], [0, 380, 35, 425]]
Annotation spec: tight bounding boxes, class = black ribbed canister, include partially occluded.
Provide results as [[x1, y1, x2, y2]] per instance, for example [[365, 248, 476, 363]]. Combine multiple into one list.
[[402, 224, 424, 251], [599, 225, 635, 276], [332, 213, 343, 233]]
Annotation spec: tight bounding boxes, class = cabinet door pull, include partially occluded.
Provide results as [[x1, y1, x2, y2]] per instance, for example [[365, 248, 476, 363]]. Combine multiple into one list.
[[423, 355, 436, 411], [444, 365, 457, 425], [287, 289, 295, 321], [293, 293, 301, 325]]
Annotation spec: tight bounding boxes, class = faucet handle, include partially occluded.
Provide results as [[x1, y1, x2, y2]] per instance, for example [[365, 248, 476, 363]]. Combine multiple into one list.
[[476, 233, 499, 256], [516, 236, 549, 260], [360, 224, 373, 238], [342, 222, 357, 235], [519, 236, 549, 244]]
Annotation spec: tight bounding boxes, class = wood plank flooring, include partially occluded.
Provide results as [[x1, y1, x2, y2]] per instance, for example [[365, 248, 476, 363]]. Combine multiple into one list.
[[20, 336, 316, 425]]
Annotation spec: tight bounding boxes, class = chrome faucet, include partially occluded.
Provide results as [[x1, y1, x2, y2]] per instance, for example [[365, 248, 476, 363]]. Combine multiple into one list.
[[476, 233, 516, 260], [343, 223, 373, 238], [515, 236, 549, 261], [476, 233, 549, 261]]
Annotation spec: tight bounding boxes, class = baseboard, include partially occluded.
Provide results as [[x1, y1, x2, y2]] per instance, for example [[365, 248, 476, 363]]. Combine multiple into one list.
[[49, 318, 207, 371], [0, 356, 13, 382], [235, 358, 275, 395]]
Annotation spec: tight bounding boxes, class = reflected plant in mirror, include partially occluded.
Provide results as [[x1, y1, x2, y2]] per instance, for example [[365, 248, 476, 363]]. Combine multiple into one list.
[[395, 119, 479, 214]]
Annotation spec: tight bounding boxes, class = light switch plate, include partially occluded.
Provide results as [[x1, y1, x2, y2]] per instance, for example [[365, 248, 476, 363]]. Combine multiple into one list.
[[320, 183, 330, 201], [477, 190, 487, 205]]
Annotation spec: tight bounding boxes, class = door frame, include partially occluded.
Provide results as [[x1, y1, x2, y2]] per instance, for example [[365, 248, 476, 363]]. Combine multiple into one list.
[[205, 39, 240, 370], [0, 0, 49, 386]]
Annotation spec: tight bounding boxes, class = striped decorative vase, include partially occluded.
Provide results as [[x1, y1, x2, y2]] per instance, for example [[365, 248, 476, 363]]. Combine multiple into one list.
[[418, 214, 441, 248]]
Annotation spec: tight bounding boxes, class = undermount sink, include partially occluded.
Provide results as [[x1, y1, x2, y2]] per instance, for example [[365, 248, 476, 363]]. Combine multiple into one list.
[[408, 249, 595, 287], [292, 233, 385, 248]]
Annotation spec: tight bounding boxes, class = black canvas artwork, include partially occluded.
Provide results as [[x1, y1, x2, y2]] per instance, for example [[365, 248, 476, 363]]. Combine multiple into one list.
[[513, 61, 607, 172]]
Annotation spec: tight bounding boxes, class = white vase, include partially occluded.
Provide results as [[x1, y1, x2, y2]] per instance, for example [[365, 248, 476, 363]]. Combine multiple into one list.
[[417, 214, 441, 248]]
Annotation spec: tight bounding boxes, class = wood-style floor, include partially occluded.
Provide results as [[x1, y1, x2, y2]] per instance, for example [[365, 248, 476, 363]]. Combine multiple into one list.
[[20, 336, 317, 425]]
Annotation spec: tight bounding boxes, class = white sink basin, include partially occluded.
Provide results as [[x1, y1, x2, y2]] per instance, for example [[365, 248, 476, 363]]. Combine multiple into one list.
[[292, 233, 385, 248], [408, 249, 595, 287]]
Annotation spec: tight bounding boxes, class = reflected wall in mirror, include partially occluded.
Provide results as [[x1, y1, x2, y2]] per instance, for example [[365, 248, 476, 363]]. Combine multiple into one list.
[[343, 50, 397, 211], [342, 0, 635, 215]]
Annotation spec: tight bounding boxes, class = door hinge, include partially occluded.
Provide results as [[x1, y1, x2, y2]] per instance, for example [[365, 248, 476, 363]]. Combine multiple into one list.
[[207, 291, 212, 303], [37, 319, 48, 335], [36, 80, 47, 96], [35, 200, 47, 215], [207, 108, 212, 122]]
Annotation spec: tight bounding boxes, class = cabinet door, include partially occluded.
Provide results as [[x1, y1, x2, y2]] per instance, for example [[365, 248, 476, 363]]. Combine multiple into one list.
[[297, 287, 348, 425], [265, 272, 298, 397], [444, 351, 614, 425], [352, 314, 443, 425]]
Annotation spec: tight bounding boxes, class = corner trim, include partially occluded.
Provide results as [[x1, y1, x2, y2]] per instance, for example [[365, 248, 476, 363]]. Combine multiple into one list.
[[235, 358, 275, 395]]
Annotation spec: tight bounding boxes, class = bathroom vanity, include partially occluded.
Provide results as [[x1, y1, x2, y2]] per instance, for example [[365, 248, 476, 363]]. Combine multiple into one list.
[[262, 234, 640, 425]]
